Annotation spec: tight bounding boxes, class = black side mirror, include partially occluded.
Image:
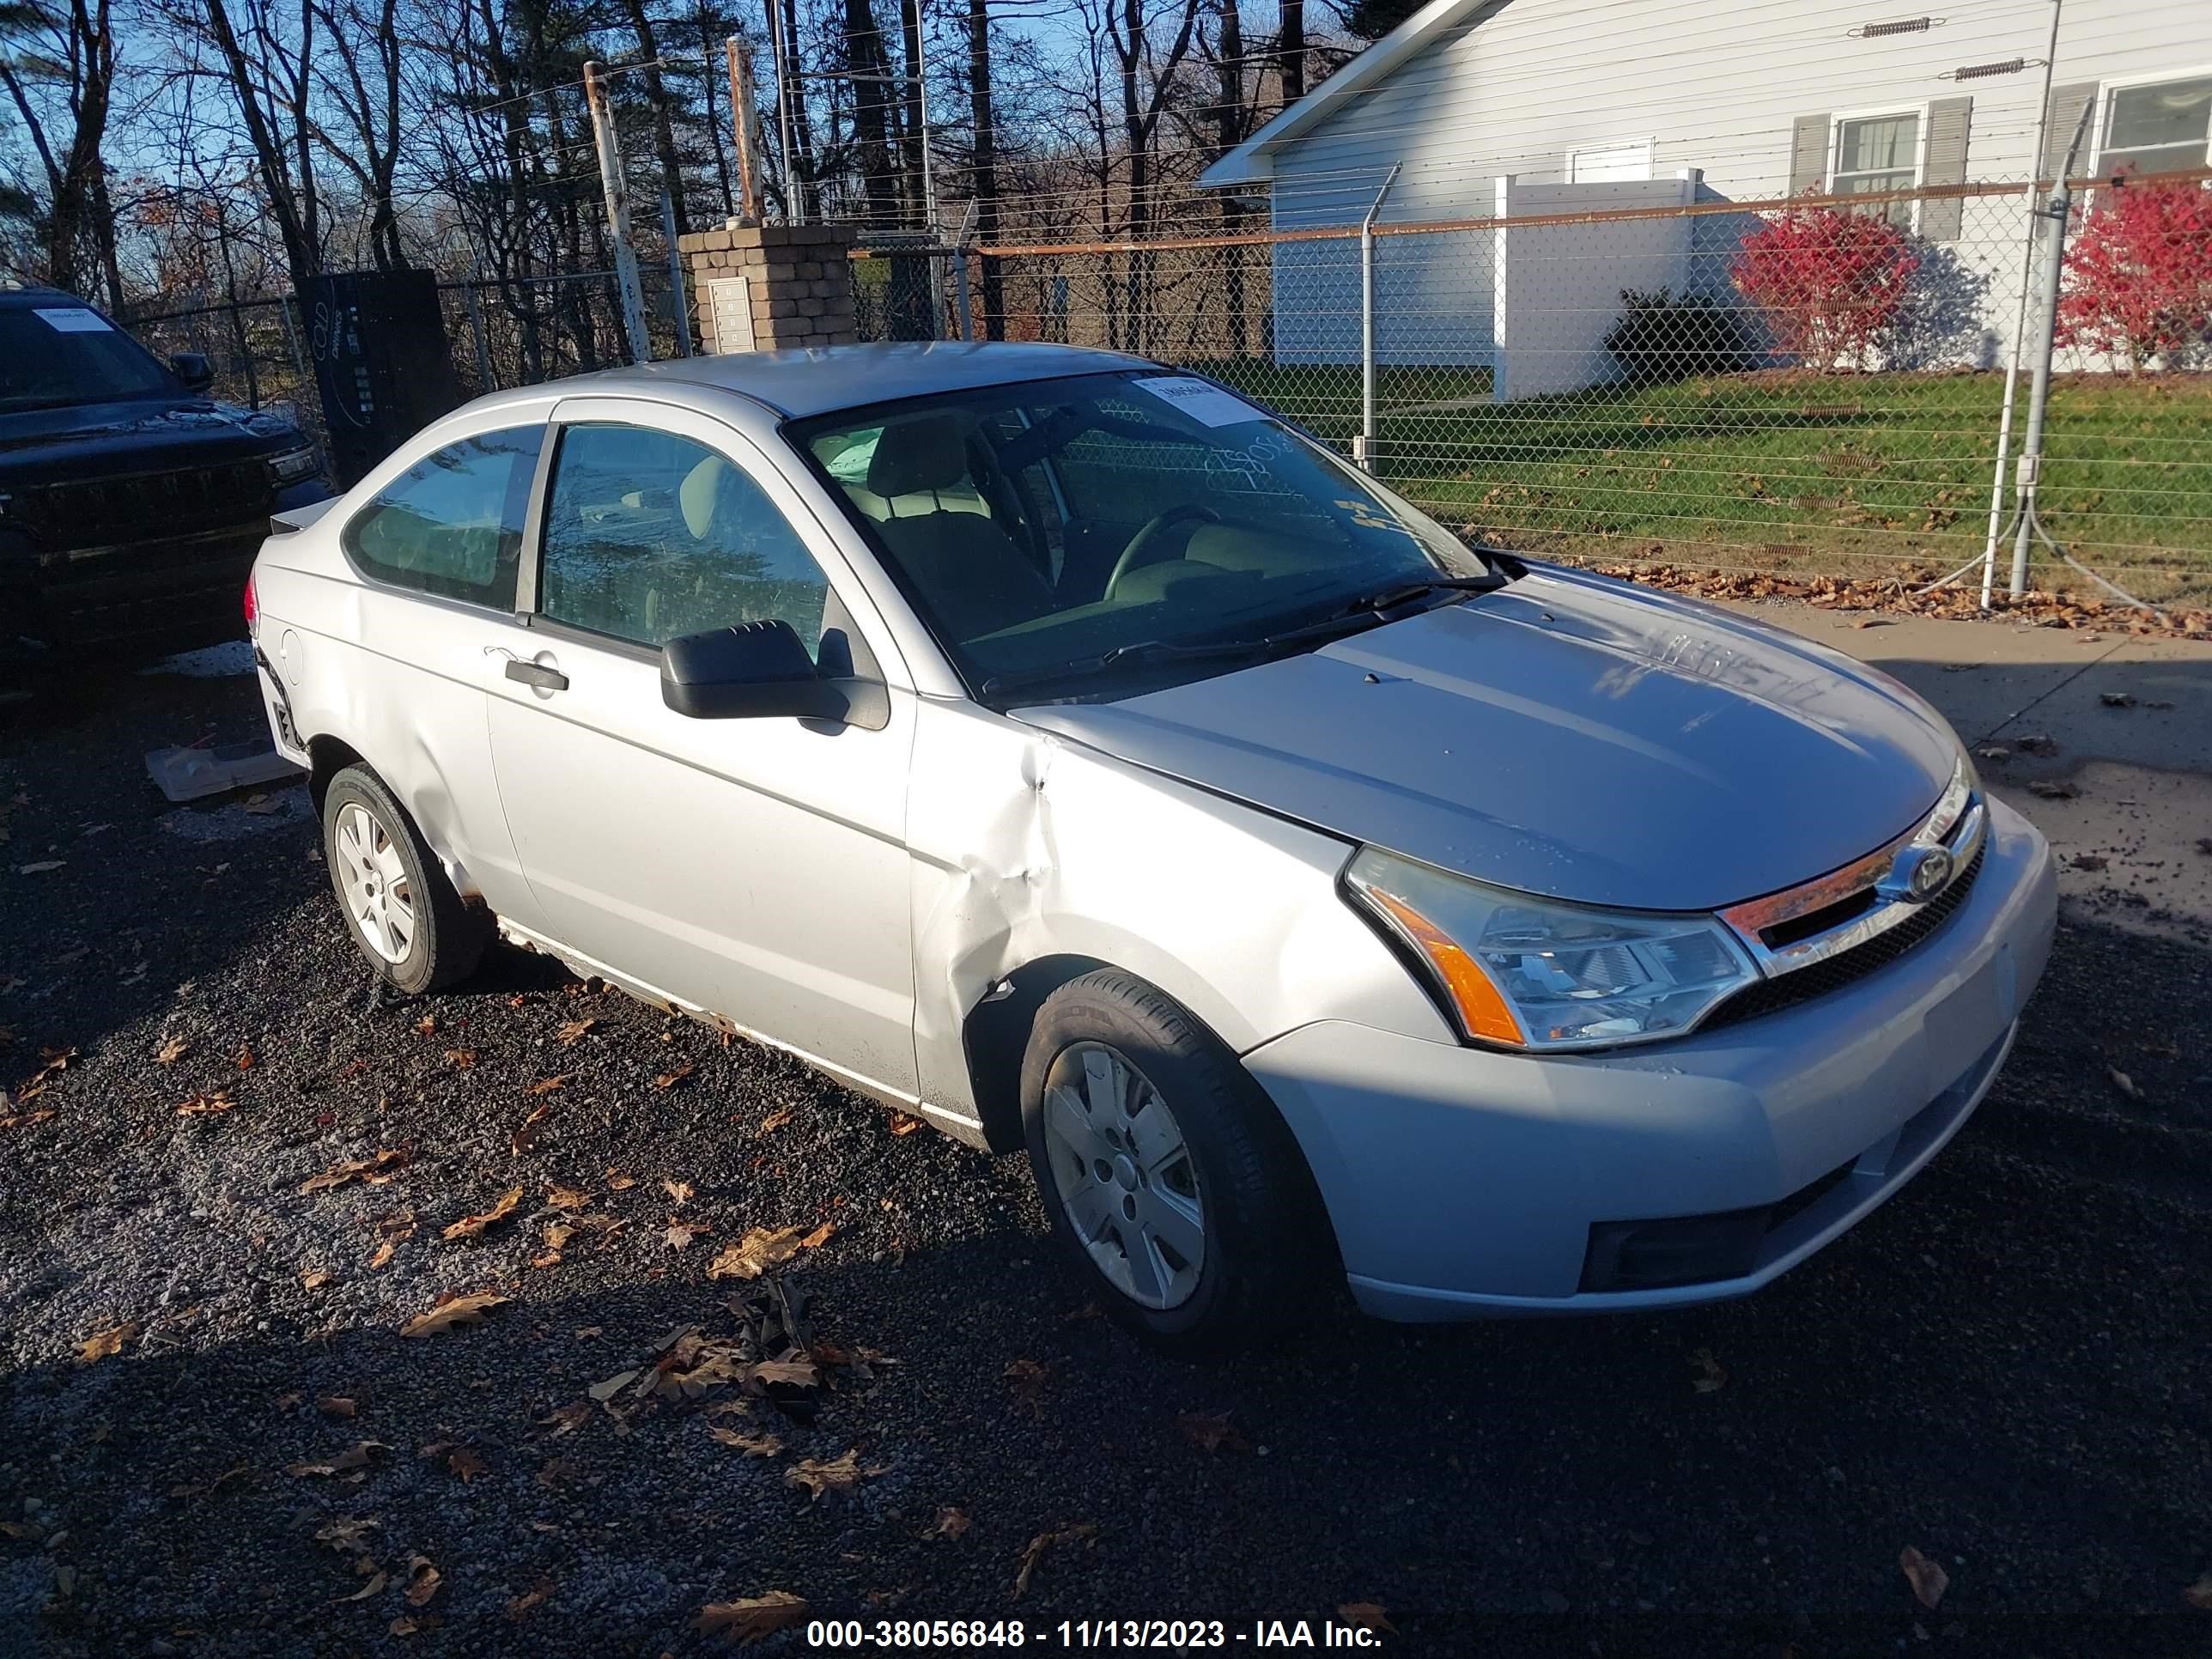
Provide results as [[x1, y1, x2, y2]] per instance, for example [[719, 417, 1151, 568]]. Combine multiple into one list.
[[170, 352, 215, 393], [660, 618, 848, 721]]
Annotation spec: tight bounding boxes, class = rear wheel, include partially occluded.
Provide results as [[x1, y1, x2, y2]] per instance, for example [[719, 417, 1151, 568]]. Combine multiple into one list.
[[1020, 970, 1325, 1354], [320, 764, 487, 995]]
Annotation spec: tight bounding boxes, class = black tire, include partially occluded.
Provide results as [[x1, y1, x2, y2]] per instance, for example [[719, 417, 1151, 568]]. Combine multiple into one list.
[[1019, 969, 1328, 1356], [319, 763, 489, 996]]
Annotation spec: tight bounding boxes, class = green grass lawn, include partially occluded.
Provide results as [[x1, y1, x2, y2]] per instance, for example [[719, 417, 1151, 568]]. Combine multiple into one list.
[[1186, 362, 2212, 599]]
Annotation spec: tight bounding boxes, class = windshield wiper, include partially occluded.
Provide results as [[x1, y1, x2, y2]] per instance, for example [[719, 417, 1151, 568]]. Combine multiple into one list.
[[1333, 571, 1509, 620], [981, 635, 1269, 697]]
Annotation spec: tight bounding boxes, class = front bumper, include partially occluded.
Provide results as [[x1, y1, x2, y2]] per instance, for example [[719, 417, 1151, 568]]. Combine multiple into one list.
[[1245, 797, 2057, 1321]]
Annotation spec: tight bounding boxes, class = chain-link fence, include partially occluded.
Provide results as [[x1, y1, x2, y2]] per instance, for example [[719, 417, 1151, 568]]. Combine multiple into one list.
[[968, 172, 2212, 605], [123, 264, 689, 461]]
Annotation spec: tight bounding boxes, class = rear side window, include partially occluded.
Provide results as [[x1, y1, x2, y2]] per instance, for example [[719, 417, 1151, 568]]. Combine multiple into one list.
[[343, 427, 544, 609], [537, 423, 830, 653]]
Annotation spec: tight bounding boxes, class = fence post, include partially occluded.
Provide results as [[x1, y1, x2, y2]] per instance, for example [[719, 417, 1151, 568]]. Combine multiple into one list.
[[660, 190, 694, 356], [583, 59, 655, 365], [949, 200, 976, 342], [465, 276, 497, 390], [2008, 98, 2092, 598], [1358, 163, 1401, 475], [726, 35, 763, 223], [229, 299, 260, 409]]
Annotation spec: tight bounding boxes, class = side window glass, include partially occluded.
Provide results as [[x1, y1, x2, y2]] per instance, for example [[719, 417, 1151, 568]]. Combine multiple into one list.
[[538, 423, 831, 653], [343, 427, 543, 608]]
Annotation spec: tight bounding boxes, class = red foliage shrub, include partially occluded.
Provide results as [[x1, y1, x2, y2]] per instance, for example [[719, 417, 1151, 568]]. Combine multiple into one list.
[[1730, 195, 1920, 367], [2055, 174, 2212, 369]]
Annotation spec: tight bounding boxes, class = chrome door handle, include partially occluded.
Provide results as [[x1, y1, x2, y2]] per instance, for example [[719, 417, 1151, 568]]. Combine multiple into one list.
[[503, 659, 568, 692]]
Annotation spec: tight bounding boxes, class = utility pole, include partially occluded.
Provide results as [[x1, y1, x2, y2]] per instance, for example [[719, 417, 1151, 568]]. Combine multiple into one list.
[[583, 59, 654, 364], [763, 0, 804, 222], [727, 35, 763, 222]]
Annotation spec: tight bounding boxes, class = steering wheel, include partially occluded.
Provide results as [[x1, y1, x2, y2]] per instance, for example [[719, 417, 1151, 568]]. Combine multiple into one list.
[[1103, 503, 1222, 601]]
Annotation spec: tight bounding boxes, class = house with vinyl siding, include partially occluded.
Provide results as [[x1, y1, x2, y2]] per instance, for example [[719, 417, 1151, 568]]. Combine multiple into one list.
[[1197, 0, 2212, 387]]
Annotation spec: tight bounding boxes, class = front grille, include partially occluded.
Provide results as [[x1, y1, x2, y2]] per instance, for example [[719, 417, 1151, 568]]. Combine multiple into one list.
[[22, 459, 275, 550], [1702, 842, 1986, 1031]]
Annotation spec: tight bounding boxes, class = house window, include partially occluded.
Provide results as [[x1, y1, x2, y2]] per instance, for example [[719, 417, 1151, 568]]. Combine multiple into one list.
[[1833, 112, 1921, 226], [2099, 75, 2212, 177]]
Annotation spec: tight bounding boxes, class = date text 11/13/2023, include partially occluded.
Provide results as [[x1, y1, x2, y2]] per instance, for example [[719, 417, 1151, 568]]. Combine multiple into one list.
[[804, 1617, 1393, 1649]]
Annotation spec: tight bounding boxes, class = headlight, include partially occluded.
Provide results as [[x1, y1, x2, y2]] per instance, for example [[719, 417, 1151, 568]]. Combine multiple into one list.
[[267, 443, 322, 486], [1345, 847, 1759, 1052]]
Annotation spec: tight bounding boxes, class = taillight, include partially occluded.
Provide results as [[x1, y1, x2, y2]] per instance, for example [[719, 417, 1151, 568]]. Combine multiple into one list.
[[243, 572, 258, 632]]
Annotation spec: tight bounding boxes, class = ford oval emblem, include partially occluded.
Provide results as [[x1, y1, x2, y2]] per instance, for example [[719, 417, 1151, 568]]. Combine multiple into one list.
[[1881, 845, 1954, 905]]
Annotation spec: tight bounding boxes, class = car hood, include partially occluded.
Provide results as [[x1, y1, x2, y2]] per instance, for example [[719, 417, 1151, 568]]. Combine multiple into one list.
[[1012, 567, 1960, 912], [0, 395, 302, 484]]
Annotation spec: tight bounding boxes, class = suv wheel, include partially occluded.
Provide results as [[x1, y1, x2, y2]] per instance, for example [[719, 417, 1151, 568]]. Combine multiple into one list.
[[320, 764, 488, 995], [1019, 970, 1325, 1355]]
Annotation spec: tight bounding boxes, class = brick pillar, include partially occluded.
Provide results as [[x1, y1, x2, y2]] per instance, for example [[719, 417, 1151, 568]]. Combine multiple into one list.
[[677, 222, 860, 354]]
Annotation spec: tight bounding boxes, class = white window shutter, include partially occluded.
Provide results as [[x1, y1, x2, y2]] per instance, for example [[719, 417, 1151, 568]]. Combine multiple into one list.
[[1921, 96, 1972, 240], [2042, 82, 2099, 181], [1790, 113, 1832, 196]]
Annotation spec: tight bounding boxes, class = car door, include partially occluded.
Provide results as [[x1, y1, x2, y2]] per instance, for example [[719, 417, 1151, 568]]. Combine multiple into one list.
[[483, 395, 921, 1100], [322, 420, 554, 935]]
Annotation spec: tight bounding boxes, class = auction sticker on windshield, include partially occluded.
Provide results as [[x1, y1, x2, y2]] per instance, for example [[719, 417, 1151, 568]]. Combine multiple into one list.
[[1137, 375, 1267, 428], [33, 307, 113, 332]]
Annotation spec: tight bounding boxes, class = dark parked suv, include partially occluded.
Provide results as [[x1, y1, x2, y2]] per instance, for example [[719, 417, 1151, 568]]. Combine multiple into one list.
[[1, 283, 329, 651]]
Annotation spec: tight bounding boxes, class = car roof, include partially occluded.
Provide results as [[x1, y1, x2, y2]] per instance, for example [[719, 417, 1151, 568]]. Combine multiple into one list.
[[0, 285, 97, 310], [540, 341, 1156, 420]]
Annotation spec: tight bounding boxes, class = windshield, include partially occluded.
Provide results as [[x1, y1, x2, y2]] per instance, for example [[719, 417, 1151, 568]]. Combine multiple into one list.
[[0, 302, 174, 412], [787, 370, 1498, 702]]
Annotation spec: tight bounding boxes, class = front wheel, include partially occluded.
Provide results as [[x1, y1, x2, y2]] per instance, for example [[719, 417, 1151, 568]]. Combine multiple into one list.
[[320, 764, 488, 995], [1019, 970, 1327, 1355]]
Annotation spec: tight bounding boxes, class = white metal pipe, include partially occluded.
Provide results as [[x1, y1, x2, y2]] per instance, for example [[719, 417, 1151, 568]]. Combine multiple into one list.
[[583, 61, 654, 365], [1359, 162, 1401, 474]]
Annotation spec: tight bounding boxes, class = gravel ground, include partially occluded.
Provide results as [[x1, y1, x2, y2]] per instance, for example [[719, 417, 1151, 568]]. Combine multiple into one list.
[[2, 655, 2209, 1659]]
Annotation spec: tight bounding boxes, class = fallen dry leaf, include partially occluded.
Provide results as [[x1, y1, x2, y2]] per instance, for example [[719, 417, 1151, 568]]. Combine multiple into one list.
[[155, 1036, 191, 1066], [234, 1040, 257, 1070], [589, 1370, 641, 1402], [317, 1395, 357, 1419], [664, 1178, 696, 1206], [175, 1089, 234, 1117], [545, 1182, 591, 1212], [1013, 1522, 1097, 1599], [538, 1401, 591, 1437], [443, 1048, 477, 1070], [654, 1063, 695, 1090], [929, 1506, 972, 1541], [301, 1149, 408, 1195], [15, 860, 64, 875], [555, 1018, 597, 1046], [368, 1241, 397, 1271], [526, 1075, 572, 1097], [405, 1557, 442, 1607], [1338, 1602, 1396, 1635], [708, 1225, 807, 1280], [749, 1353, 821, 1390], [889, 1112, 924, 1137], [1899, 1546, 1949, 1610], [441, 1187, 524, 1241], [413, 1015, 437, 1036], [2110, 1066, 2143, 1100], [1003, 1357, 1048, 1413], [2185, 1572, 2212, 1611], [665, 1218, 710, 1250], [301, 1267, 332, 1291], [758, 1108, 794, 1135], [1176, 1410, 1249, 1454], [694, 1590, 808, 1644], [799, 1219, 836, 1250], [786, 1449, 884, 1502], [606, 1170, 638, 1191], [447, 1448, 488, 1483], [398, 1291, 509, 1337], [75, 1322, 138, 1364], [507, 1576, 555, 1620], [334, 1571, 389, 1604], [286, 1440, 389, 1478], [710, 1427, 785, 1458], [1690, 1347, 1728, 1393]]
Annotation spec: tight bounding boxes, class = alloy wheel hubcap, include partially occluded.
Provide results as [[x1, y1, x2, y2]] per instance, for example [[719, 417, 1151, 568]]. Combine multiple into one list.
[[332, 801, 416, 965], [1041, 1042, 1206, 1310]]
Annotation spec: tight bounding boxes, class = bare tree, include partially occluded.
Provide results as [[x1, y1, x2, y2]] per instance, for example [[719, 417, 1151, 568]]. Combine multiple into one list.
[[0, 0, 124, 304]]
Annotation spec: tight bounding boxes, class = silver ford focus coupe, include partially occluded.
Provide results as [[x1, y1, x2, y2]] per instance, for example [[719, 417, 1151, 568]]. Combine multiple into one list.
[[249, 343, 2056, 1353]]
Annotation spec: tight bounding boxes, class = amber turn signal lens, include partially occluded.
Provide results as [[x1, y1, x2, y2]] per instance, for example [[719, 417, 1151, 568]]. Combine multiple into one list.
[[1364, 888, 1528, 1047]]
